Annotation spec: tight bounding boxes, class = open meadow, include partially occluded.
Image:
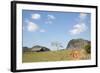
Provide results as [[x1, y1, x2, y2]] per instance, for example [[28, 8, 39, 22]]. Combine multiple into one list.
[[22, 49, 91, 63]]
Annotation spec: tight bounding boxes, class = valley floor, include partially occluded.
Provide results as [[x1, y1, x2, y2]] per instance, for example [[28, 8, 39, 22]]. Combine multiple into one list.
[[22, 49, 91, 63]]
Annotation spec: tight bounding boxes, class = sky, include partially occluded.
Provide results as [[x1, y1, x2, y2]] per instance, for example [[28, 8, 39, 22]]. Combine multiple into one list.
[[22, 10, 91, 50]]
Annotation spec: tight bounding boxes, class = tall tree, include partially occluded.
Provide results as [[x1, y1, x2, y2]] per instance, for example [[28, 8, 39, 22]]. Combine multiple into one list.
[[51, 41, 63, 50]]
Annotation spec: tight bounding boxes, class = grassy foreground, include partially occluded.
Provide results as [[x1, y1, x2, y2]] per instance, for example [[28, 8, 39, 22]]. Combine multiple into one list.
[[22, 49, 91, 63]]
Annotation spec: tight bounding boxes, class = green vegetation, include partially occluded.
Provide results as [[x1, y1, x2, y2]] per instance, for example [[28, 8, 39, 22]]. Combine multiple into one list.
[[22, 39, 91, 63], [22, 49, 90, 63], [84, 44, 91, 54]]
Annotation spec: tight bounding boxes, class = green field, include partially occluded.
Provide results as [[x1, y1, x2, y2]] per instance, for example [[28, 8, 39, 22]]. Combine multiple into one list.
[[22, 49, 91, 63]]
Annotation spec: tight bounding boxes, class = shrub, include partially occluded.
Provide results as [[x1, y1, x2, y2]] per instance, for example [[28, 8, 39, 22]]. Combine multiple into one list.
[[84, 44, 91, 54]]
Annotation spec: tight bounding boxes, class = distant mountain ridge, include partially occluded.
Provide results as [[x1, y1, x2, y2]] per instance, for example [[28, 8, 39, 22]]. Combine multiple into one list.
[[23, 45, 50, 52], [23, 39, 91, 52], [31, 45, 50, 52], [67, 39, 90, 50]]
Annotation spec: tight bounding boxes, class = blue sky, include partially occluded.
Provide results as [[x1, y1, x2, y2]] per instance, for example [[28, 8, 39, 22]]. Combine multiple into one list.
[[22, 10, 91, 50]]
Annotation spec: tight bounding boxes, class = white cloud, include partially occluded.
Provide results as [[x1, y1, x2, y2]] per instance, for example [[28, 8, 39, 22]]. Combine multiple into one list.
[[79, 13, 87, 20], [45, 21, 52, 24], [25, 19, 46, 32], [69, 23, 87, 35], [48, 15, 55, 20], [31, 13, 41, 19], [69, 13, 88, 35], [45, 15, 55, 24], [27, 21, 39, 32], [40, 29, 46, 32]]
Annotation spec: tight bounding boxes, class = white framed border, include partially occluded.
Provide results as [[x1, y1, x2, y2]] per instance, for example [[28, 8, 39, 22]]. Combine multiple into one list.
[[15, 2, 97, 70]]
